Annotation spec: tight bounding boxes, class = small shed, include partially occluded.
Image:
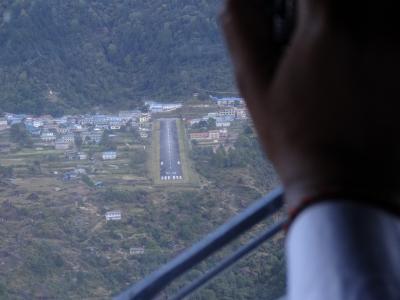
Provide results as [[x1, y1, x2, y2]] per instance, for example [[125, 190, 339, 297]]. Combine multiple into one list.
[[105, 210, 122, 221], [102, 151, 117, 160]]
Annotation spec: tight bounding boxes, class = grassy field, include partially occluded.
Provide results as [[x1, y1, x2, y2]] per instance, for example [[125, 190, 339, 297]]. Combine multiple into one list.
[[149, 120, 161, 184]]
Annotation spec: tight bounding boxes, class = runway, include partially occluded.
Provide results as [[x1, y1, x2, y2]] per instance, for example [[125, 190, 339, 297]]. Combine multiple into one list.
[[159, 118, 183, 181]]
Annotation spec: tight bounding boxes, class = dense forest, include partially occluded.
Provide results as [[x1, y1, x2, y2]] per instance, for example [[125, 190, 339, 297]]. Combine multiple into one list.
[[0, 0, 234, 116]]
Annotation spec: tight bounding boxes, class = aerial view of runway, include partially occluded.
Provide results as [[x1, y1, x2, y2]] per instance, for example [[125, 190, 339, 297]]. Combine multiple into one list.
[[159, 118, 183, 181]]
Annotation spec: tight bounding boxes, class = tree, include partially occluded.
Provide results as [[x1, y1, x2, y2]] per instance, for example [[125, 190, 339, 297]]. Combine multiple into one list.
[[0, 166, 13, 178], [100, 131, 116, 151], [10, 124, 33, 148], [207, 117, 216, 130], [28, 160, 41, 175], [74, 135, 83, 150], [81, 175, 94, 187]]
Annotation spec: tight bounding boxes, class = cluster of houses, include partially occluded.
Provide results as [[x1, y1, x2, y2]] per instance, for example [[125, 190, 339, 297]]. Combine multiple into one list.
[[187, 96, 248, 144], [2, 110, 152, 150], [188, 96, 247, 129], [187, 106, 248, 129], [189, 129, 228, 143], [209, 95, 245, 107]]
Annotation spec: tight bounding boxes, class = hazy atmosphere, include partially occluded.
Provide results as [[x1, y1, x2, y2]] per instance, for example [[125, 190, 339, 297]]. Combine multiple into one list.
[[0, 1, 284, 299]]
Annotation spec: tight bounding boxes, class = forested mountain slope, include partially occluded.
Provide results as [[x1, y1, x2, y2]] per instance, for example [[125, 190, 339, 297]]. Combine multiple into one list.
[[0, 0, 234, 115]]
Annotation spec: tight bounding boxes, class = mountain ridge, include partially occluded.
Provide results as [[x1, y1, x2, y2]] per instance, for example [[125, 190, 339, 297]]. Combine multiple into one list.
[[0, 0, 234, 116]]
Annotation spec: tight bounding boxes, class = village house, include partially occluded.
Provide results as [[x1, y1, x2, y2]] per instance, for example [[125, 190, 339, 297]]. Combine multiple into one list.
[[109, 116, 124, 124], [25, 124, 41, 136], [119, 110, 141, 121], [74, 168, 86, 175], [219, 128, 228, 139], [207, 112, 218, 118], [110, 123, 121, 130], [216, 119, 231, 128], [235, 108, 248, 119], [189, 132, 210, 141], [210, 96, 244, 107], [63, 170, 79, 181], [139, 132, 148, 138], [209, 130, 220, 140], [139, 113, 151, 123], [189, 129, 227, 142], [188, 118, 202, 126], [87, 131, 103, 144], [93, 115, 109, 125], [57, 125, 69, 134], [94, 181, 104, 187], [102, 151, 117, 160], [61, 133, 75, 144], [129, 247, 145, 255], [80, 116, 94, 126], [105, 210, 122, 221], [65, 150, 78, 160], [95, 124, 109, 130], [54, 116, 68, 125], [218, 108, 236, 117], [39, 115, 54, 123], [32, 119, 43, 128], [41, 131, 56, 142], [71, 124, 83, 132], [45, 123, 60, 131], [131, 120, 139, 128], [78, 152, 87, 160], [6, 114, 26, 125], [145, 101, 182, 113]]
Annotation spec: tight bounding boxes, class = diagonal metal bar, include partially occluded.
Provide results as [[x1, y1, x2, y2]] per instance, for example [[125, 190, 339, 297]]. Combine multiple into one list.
[[114, 187, 284, 300], [170, 219, 287, 300]]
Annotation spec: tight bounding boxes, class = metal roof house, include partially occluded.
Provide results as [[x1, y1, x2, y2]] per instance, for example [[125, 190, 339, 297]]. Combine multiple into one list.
[[105, 210, 122, 221], [102, 151, 117, 160]]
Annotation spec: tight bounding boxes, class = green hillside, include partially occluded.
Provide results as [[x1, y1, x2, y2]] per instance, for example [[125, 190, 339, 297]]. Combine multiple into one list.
[[0, 0, 234, 116]]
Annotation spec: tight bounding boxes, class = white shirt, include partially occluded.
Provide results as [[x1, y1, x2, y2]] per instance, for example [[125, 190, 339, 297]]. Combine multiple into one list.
[[286, 202, 400, 300]]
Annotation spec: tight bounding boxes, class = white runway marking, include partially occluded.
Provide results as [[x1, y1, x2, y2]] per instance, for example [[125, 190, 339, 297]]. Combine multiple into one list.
[[160, 119, 184, 181]]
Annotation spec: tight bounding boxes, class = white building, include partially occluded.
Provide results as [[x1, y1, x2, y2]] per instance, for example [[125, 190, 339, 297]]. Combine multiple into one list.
[[61, 134, 75, 144], [235, 108, 248, 119], [188, 118, 202, 126], [110, 123, 121, 130], [216, 120, 231, 128], [218, 108, 236, 117], [119, 110, 141, 121], [102, 151, 117, 160], [139, 132, 149, 138], [41, 131, 56, 142], [33, 120, 43, 128], [210, 96, 244, 107], [105, 210, 122, 221], [145, 101, 182, 113], [78, 152, 87, 160], [57, 126, 69, 134], [129, 247, 145, 255], [139, 113, 151, 123], [87, 131, 103, 144]]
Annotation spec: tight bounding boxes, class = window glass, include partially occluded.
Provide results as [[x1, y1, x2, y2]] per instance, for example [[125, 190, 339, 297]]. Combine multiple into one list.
[[0, 1, 284, 299]]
